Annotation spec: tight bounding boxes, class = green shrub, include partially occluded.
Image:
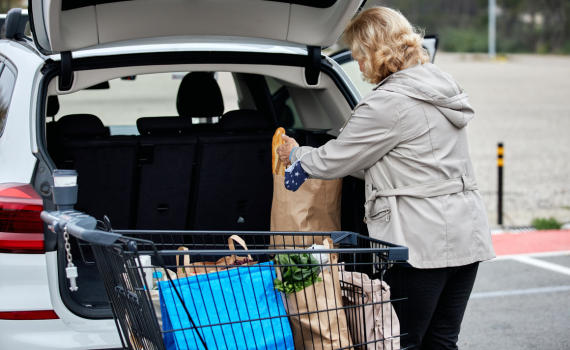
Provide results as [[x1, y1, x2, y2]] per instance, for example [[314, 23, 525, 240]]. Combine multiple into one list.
[[531, 217, 562, 230], [439, 27, 488, 53]]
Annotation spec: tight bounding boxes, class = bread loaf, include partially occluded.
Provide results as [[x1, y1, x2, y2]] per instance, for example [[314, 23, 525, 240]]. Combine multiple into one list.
[[272, 127, 286, 176]]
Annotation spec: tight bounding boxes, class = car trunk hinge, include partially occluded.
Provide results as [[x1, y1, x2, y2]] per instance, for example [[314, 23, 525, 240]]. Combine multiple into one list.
[[305, 46, 321, 86], [59, 51, 74, 92]]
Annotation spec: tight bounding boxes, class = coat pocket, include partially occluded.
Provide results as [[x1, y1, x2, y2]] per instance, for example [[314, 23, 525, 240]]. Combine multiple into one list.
[[364, 201, 391, 224], [365, 184, 391, 223], [370, 207, 391, 221]]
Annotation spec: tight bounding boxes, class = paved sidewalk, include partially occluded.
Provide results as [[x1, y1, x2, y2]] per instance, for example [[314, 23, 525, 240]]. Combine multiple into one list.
[[492, 229, 570, 256]]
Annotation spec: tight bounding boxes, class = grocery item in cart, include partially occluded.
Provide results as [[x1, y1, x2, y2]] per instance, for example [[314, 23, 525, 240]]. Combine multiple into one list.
[[176, 235, 257, 278], [275, 238, 352, 349], [339, 265, 400, 350], [273, 253, 322, 294], [149, 268, 177, 329], [159, 260, 294, 350]]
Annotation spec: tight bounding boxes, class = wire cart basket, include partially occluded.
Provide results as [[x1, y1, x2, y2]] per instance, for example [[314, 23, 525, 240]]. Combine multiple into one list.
[[42, 210, 408, 350]]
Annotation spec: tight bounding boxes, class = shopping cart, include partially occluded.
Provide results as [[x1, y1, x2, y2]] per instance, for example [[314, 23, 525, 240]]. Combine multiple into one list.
[[42, 210, 408, 350]]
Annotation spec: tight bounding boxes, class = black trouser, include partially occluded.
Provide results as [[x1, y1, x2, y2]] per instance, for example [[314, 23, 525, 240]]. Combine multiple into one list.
[[384, 262, 479, 350]]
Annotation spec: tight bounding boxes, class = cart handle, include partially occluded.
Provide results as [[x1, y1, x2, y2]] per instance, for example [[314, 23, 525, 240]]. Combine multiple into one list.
[[66, 223, 122, 246], [40, 211, 122, 246]]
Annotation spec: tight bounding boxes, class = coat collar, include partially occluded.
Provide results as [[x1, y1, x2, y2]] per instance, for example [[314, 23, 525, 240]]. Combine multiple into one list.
[[372, 62, 423, 91]]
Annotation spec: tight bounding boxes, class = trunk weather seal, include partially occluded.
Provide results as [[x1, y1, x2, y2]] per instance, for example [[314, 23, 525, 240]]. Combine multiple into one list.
[[37, 66, 112, 320], [27, 0, 53, 57]]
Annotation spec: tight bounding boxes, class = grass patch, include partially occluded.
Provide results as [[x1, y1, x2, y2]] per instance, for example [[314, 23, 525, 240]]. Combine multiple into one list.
[[531, 217, 562, 230]]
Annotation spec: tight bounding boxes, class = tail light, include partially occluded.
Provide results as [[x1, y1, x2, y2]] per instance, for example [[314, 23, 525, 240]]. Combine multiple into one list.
[[0, 183, 44, 253], [0, 310, 59, 320]]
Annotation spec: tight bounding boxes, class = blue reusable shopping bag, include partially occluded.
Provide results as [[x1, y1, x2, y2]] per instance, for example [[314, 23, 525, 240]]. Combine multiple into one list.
[[158, 261, 294, 350]]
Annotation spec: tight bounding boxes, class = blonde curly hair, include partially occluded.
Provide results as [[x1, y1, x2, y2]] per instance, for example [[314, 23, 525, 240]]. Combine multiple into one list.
[[344, 7, 430, 85]]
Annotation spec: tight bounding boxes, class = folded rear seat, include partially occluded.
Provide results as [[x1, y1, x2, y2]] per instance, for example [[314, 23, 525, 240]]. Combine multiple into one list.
[[133, 71, 224, 231], [49, 114, 139, 229], [191, 109, 274, 233], [136, 117, 197, 230]]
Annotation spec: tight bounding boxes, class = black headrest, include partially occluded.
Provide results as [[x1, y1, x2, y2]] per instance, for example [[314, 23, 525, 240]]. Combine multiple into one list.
[[137, 117, 194, 135], [220, 110, 269, 132], [47, 96, 59, 117], [177, 72, 224, 118], [57, 114, 107, 138]]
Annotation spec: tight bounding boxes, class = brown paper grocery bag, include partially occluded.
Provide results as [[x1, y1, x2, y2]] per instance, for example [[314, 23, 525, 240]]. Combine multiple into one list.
[[176, 235, 256, 278], [277, 238, 352, 349], [270, 174, 342, 248]]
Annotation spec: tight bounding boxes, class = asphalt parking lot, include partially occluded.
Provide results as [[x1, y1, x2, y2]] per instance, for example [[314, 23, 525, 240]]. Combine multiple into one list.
[[459, 251, 570, 349]]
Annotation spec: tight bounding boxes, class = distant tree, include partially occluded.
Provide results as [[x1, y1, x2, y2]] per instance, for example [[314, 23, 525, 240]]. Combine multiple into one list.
[[0, 0, 27, 13], [359, 0, 570, 54]]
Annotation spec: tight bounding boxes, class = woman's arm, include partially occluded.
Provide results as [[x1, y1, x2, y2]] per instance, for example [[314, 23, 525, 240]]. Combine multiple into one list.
[[289, 91, 401, 180]]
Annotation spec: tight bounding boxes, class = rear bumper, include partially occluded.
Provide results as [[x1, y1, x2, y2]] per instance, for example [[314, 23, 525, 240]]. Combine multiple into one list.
[[0, 252, 122, 349], [0, 319, 121, 350]]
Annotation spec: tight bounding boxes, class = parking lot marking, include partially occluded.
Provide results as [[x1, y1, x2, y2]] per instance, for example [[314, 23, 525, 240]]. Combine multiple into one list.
[[509, 255, 570, 276], [470, 285, 570, 299], [492, 250, 570, 260]]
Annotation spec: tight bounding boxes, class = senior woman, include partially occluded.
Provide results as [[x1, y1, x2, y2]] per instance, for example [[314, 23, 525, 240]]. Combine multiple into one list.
[[277, 7, 495, 350]]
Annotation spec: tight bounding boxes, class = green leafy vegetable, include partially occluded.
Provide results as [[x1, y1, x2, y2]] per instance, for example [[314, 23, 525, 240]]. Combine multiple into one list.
[[274, 254, 322, 294]]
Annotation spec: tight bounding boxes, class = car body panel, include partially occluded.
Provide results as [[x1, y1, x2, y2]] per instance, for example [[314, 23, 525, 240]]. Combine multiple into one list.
[[0, 253, 53, 312], [44, 252, 122, 346], [29, 0, 364, 55], [0, 319, 120, 350], [422, 36, 439, 62], [0, 254, 118, 349], [0, 41, 42, 184]]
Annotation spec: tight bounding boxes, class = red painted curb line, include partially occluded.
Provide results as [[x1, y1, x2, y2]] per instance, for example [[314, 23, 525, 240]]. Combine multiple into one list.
[[492, 230, 570, 256]]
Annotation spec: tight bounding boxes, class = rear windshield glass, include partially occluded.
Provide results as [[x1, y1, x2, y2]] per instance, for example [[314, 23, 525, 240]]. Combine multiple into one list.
[[55, 72, 239, 135]]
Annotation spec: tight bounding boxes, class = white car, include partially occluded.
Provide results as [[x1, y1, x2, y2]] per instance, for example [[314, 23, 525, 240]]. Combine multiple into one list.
[[0, 2, 436, 349]]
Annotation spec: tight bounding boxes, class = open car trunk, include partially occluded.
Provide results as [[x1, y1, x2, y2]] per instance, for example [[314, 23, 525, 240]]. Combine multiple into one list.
[[36, 50, 370, 319], [29, 0, 365, 55], [52, 131, 371, 317]]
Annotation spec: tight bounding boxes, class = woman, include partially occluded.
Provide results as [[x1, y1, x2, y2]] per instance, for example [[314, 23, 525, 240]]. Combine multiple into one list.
[[277, 7, 496, 350]]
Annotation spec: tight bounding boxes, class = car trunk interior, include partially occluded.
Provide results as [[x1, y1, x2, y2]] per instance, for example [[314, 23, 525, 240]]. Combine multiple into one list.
[[41, 59, 370, 318]]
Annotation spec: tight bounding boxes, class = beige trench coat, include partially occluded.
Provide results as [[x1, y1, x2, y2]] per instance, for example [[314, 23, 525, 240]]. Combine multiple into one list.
[[291, 63, 496, 268]]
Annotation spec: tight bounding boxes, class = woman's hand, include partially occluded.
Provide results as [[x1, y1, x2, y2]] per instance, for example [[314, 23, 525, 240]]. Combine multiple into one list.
[[276, 134, 299, 168]]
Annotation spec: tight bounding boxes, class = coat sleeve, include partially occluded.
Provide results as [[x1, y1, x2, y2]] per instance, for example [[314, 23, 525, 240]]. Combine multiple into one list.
[[291, 91, 401, 180], [350, 170, 365, 180]]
